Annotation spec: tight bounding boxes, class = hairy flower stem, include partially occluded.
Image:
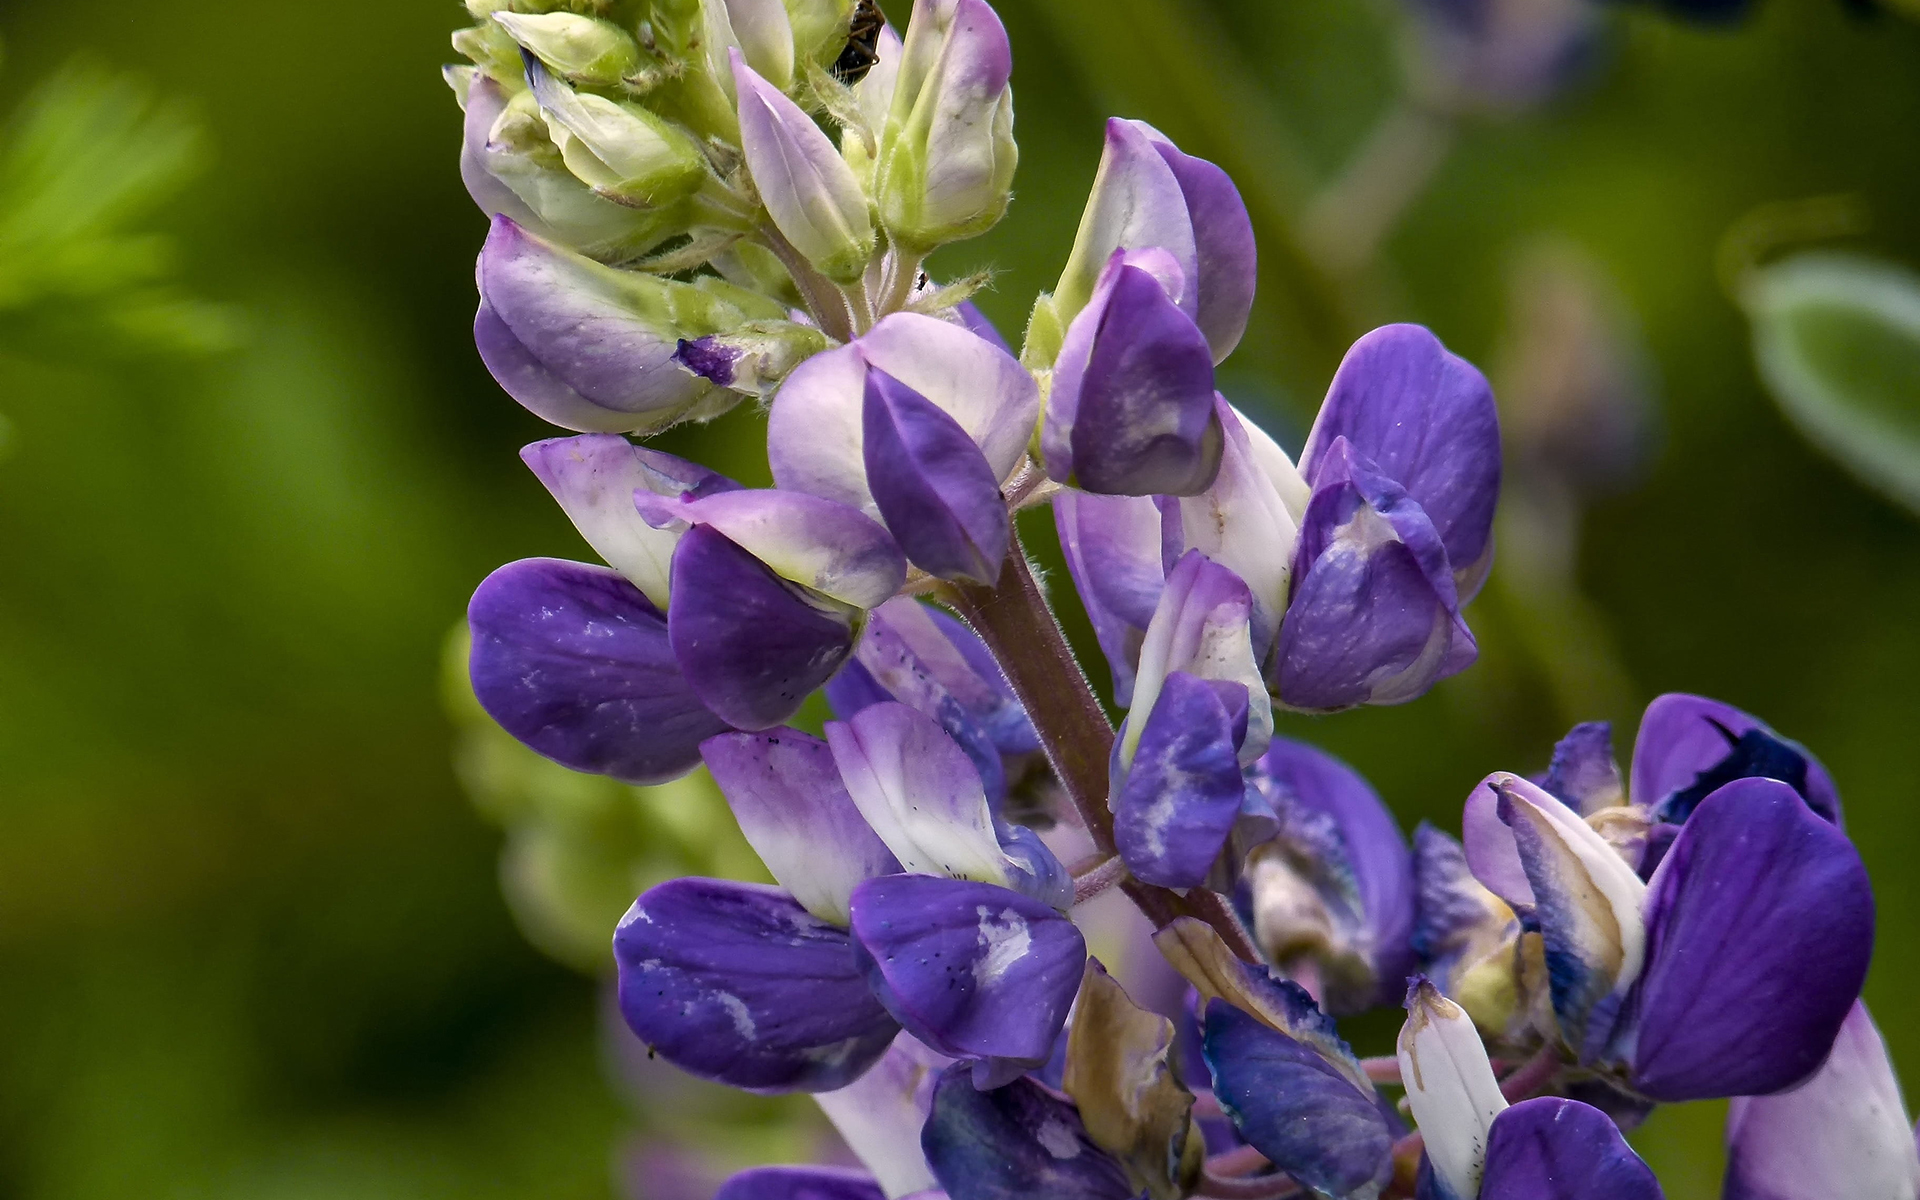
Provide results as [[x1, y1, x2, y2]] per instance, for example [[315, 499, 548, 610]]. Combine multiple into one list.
[[945, 525, 1263, 962], [757, 224, 857, 342], [1070, 854, 1129, 905], [1499, 1044, 1563, 1102]]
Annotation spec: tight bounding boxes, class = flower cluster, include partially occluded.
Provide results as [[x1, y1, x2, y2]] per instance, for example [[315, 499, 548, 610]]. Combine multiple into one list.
[[442, 3, 1899, 1198]]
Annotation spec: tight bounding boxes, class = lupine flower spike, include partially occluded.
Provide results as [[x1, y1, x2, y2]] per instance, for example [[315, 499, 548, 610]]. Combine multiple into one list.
[[441, 4, 1886, 1198]]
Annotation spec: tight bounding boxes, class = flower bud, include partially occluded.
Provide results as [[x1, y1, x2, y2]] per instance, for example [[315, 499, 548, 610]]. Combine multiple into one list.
[[874, 0, 1017, 251], [706, 0, 798, 93], [731, 52, 877, 283], [474, 216, 785, 433], [526, 56, 707, 208], [493, 12, 643, 88], [1398, 978, 1509, 1200]]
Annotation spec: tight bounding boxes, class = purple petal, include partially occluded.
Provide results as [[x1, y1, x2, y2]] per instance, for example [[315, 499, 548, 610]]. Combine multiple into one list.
[[1114, 672, 1248, 889], [921, 1067, 1133, 1200], [925, 608, 1038, 754], [475, 217, 710, 432], [1461, 777, 1536, 910], [1629, 693, 1841, 826], [849, 875, 1087, 1070], [1044, 256, 1222, 497], [1129, 122, 1257, 363], [772, 314, 1038, 515], [1723, 1001, 1920, 1200], [864, 368, 1010, 585], [613, 877, 900, 1092], [1626, 777, 1873, 1101], [1477, 1098, 1662, 1200], [1300, 324, 1501, 595], [636, 487, 908, 610], [468, 557, 731, 784], [668, 525, 858, 731], [1053, 118, 1200, 329], [1203, 1002, 1394, 1197], [459, 75, 548, 231], [1054, 490, 1166, 706], [1410, 824, 1518, 997], [520, 434, 736, 608], [1274, 438, 1476, 711], [1541, 721, 1625, 815], [700, 729, 903, 926], [714, 1168, 885, 1200], [1255, 737, 1417, 1010]]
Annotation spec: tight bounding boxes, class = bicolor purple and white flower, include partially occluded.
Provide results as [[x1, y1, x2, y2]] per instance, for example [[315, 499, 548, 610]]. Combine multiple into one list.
[[615, 701, 1081, 1093], [469, 435, 907, 782]]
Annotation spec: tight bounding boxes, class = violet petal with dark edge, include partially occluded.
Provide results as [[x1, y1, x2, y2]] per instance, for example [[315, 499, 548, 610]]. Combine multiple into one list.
[[1628, 693, 1840, 825], [613, 878, 901, 1093], [467, 557, 731, 785], [713, 1166, 887, 1200]]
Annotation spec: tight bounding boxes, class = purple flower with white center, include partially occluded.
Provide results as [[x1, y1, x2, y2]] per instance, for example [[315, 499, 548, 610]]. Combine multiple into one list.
[[1242, 737, 1417, 1016], [1109, 551, 1272, 890], [813, 1033, 950, 1198], [1400, 979, 1662, 1200], [1036, 116, 1257, 497], [474, 216, 793, 434], [770, 312, 1037, 581], [1460, 769, 1873, 1101], [1273, 324, 1500, 710], [1722, 1000, 1920, 1200], [471, 436, 907, 778]]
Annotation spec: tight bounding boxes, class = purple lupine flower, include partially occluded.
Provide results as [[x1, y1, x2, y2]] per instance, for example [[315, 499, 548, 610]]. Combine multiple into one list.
[[1460, 771, 1873, 1101], [1401, 979, 1662, 1200], [1053, 489, 1167, 705], [1274, 324, 1500, 710], [1722, 1000, 1920, 1200], [471, 437, 907, 779], [1109, 551, 1272, 889], [1408, 822, 1533, 1048], [824, 597, 1041, 810], [813, 1033, 949, 1198], [1627, 692, 1841, 829], [1242, 736, 1417, 1016], [660, 706, 1079, 1090], [714, 1167, 887, 1200], [474, 216, 792, 433], [770, 312, 1037, 581]]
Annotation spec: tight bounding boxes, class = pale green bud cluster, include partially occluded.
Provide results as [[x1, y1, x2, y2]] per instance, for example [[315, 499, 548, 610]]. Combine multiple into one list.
[[449, 0, 1019, 347]]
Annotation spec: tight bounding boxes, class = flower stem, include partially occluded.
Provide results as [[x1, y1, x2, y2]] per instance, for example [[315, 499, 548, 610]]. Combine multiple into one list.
[[943, 520, 1264, 963], [1360, 1056, 1402, 1085], [1071, 854, 1129, 905], [1499, 1044, 1563, 1102], [1197, 1146, 1299, 1199]]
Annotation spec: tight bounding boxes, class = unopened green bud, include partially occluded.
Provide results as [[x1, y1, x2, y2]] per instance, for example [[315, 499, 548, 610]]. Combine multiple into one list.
[[453, 21, 529, 91], [875, 0, 1017, 252], [493, 12, 644, 87], [527, 59, 707, 208]]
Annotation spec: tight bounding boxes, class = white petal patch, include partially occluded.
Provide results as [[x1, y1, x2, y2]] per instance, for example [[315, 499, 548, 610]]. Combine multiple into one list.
[[973, 905, 1033, 988]]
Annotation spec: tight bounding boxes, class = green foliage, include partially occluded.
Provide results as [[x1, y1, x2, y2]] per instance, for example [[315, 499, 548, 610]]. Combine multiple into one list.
[[0, 55, 238, 358], [1745, 252, 1920, 518]]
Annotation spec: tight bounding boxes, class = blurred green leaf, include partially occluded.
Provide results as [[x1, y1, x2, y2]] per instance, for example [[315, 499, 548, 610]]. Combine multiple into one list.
[[1746, 253, 1920, 518], [0, 56, 239, 356]]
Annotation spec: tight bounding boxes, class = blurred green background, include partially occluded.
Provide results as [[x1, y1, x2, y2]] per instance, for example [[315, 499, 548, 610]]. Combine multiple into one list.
[[0, 1, 1916, 1198]]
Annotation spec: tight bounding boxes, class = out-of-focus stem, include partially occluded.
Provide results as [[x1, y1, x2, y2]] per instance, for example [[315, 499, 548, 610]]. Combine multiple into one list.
[[1361, 1056, 1403, 1085], [1197, 1146, 1299, 1199], [1300, 99, 1456, 279], [1499, 1044, 1562, 1102]]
